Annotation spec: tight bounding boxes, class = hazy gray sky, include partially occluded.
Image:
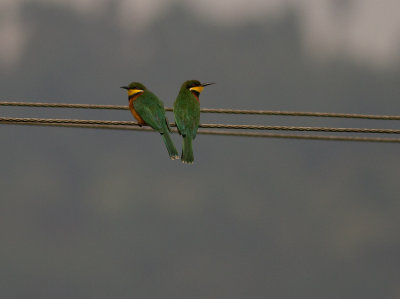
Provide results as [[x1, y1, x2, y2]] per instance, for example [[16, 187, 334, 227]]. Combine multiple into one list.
[[1, 0, 400, 67]]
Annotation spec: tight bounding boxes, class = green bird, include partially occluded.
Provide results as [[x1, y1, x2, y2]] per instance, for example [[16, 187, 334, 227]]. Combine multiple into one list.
[[174, 80, 214, 164], [121, 82, 179, 160]]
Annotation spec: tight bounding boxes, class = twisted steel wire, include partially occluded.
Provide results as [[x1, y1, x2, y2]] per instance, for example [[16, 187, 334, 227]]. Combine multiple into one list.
[[2, 120, 400, 143], [199, 123, 400, 134], [1, 101, 400, 120], [1, 117, 400, 143], [0, 101, 128, 110], [0, 117, 399, 134]]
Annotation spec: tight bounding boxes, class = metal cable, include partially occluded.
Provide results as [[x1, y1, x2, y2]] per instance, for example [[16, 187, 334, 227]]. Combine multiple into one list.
[[200, 124, 400, 134], [2, 119, 400, 143], [1, 101, 399, 120], [198, 130, 400, 143], [0, 117, 399, 134], [0, 101, 128, 110], [197, 108, 400, 120]]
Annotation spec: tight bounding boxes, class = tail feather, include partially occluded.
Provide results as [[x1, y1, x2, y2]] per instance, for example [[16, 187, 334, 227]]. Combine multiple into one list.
[[182, 136, 194, 164], [161, 131, 179, 160]]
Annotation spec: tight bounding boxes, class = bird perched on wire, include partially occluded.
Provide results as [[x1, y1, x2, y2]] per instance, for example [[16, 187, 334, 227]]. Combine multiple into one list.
[[174, 80, 214, 164], [121, 82, 179, 160]]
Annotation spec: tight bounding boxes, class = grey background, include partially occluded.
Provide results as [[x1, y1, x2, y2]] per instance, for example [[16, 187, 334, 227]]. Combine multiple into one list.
[[0, 2, 399, 298]]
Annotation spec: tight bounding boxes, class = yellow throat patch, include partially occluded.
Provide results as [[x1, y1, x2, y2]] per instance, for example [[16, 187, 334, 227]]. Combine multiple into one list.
[[127, 89, 144, 97], [189, 86, 204, 93]]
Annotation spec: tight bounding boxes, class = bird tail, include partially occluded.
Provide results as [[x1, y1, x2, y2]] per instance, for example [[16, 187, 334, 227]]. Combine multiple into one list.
[[161, 130, 179, 160], [182, 136, 194, 164]]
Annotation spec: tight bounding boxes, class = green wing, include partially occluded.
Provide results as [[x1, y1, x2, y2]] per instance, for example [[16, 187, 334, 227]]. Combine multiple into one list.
[[134, 91, 167, 133], [174, 94, 200, 139]]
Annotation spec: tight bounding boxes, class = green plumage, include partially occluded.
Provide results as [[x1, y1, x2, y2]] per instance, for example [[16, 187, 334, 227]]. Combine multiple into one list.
[[133, 90, 169, 132], [123, 82, 179, 160], [173, 80, 202, 164]]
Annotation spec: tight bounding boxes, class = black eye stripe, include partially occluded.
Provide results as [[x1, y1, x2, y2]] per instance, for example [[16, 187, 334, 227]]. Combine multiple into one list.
[[191, 90, 200, 97]]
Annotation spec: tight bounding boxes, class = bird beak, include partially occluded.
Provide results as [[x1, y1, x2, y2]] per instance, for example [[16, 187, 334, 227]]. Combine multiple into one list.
[[120, 86, 129, 90], [202, 82, 215, 87]]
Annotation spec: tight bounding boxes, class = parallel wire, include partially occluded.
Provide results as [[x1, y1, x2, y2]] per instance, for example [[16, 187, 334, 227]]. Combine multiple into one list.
[[1, 101, 400, 143], [1, 117, 400, 143], [1, 101, 400, 120], [1, 117, 399, 134], [0, 101, 128, 110], [200, 123, 400, 134]]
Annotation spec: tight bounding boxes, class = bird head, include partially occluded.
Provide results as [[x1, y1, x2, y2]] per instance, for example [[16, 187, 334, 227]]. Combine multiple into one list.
[[181, 80, 215, 98], [120, 82, 147, 98]]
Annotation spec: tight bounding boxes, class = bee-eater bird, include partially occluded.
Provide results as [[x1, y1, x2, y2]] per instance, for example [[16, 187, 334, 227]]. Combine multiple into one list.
[[121, 82, 179, 160], [174, 80, 214, 164]]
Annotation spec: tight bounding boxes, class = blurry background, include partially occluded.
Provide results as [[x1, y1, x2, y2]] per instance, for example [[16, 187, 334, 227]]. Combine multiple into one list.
[[1, 0, 400, 298]]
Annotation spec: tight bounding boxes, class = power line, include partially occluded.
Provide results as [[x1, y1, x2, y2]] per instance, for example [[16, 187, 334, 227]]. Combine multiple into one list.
[[0, 101, 128, 110], [200, 124, 400, 134], [1, 117, 399, 134], [1, 101, 399, 143], [197, 108, 400, 120], [1, 117, 400, 143], [1, 101, 399, 120], [199, 130, 400, 143]]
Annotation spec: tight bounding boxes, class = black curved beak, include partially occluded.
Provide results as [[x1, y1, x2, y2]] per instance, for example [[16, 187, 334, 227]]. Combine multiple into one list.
[[120, 86, 129, 90], [202, 82, 215, 87]]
